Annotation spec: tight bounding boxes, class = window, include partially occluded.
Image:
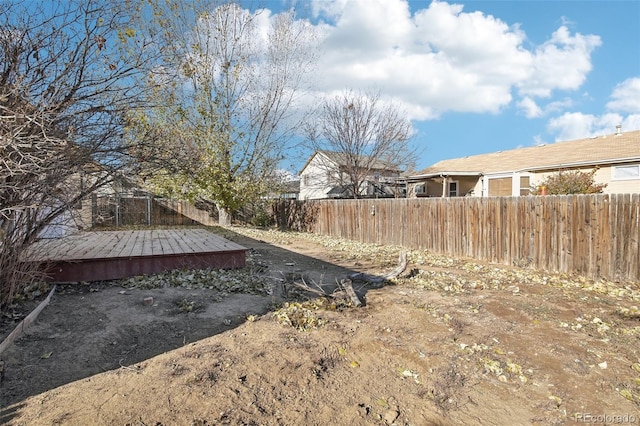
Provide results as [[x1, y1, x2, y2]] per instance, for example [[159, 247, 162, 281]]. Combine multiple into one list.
[[448, 181, 459, 197], [488, 177, 512, 196], [613, 164, 640, 180], [415, 183, 425, 194], [519, 176, 531, 196]]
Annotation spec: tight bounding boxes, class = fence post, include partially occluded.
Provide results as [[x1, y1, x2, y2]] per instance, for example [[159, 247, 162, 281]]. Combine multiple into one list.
[[116, 194, 121, 227], [147, 195, 152, 226], [91, 194, 97, 228], [306, 195, 638, 281]]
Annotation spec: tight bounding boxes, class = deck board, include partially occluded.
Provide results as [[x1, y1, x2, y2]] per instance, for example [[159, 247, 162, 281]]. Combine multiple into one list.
[[26, 228, 246, 282]]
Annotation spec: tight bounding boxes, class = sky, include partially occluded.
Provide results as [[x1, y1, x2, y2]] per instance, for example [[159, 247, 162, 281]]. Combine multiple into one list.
[[266, 0, 640, 173], [17, 0, 639, 175]]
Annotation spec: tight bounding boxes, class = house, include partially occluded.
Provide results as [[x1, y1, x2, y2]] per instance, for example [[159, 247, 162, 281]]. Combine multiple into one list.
[[278, 180, 301, 199], [407, 127, 640, 198], [298, 150, 405, 200], [40, 168, 141, 238], [264, 180, 300, 200]]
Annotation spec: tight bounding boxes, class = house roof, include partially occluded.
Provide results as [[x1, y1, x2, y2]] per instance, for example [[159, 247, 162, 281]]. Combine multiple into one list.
[[411, 129, 640, 178], [280, 180, 300, 194], [325, 180, 397, 198], [299, 150, 401, 175]]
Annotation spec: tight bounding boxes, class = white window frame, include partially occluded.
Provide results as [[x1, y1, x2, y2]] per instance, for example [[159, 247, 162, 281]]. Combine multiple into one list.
[[612, 164, 640, 181]]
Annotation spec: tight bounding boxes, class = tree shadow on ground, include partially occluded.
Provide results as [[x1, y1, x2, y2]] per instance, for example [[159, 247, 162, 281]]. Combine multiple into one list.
[[0, 226, 385, 414]]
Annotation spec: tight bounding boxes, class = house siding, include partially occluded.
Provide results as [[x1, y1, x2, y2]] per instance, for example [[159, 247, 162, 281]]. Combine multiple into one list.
[[608, 178, 640, 194], [529, 164, 639, 195], [299, 162, 331, 200], [298, 152, 338, 200], [410, 161, 638, 199], [299, 151, 401, 200], [457, 177, 478, 196], [606, 163, 640, 194]]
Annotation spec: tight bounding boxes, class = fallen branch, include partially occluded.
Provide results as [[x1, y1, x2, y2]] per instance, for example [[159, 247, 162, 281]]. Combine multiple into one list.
[[282, 252, 408, 307], [348, 251, 408, 284], [287, 279, 330, 298], [283, 273, 362, 306], [338, 278, 361, 307]]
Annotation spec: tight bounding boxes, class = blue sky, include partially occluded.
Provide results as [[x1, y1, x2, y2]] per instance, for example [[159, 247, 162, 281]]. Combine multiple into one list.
[[267, 0, 640, 173], [20, 0, 638, 174]]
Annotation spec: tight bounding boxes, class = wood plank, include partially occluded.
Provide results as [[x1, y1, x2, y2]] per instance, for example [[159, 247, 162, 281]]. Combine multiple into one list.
[[27, 228, 247, 282], [630, 194, 640, 281], [28, 229, 246, 262], [276, 195, 639, 281]]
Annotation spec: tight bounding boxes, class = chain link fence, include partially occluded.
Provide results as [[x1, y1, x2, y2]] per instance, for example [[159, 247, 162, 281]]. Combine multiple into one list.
[[91, 194, 208, 228]]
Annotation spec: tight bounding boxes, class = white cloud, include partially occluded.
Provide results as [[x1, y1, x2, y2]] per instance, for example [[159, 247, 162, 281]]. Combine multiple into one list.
[[544, 77, 640, 142], [310, 0, 349, 21], [547, 112, 624, 141], [517, 96, 574, 118], [545, 98, 574, 114], [517, 96, 543, 118], [624, 115, 640, 130], [304, 0, 599, 120], [516, 26, 601, 98], [606, 77, 640, 113]]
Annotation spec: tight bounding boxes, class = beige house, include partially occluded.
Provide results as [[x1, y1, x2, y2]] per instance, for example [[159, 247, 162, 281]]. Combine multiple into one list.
[[407, 128, 640, 198], [299, 151, 403, 200]]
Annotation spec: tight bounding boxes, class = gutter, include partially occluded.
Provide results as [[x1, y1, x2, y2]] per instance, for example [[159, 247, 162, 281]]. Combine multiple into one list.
[[516, 156, 640, 173], [405, 171, 483, 182], [407, 156, 640, 181]]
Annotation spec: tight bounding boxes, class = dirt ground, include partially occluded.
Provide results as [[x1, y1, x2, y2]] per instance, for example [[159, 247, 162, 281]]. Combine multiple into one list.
[[1, 226, 639, 425]]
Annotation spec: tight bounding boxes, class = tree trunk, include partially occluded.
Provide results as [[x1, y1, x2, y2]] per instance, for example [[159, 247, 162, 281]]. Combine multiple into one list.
[[217, 204, 232, 226]]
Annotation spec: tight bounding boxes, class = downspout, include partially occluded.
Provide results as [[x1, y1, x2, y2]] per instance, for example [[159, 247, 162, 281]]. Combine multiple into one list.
[[512, 171, 520, 196], [441, 174, 448, 197], [482, 175, 488, 197]]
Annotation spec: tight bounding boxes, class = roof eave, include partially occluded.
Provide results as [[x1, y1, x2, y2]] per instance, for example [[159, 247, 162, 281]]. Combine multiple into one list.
[[406, 171, 483, 181], [518, 156, 640, 172]]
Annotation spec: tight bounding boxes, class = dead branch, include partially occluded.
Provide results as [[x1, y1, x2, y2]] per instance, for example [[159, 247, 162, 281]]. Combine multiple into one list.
[[338, 278, 361, 307], [348, 251, 408, 284], [287, 279, 330, 298], [282, 251, 408, 307]]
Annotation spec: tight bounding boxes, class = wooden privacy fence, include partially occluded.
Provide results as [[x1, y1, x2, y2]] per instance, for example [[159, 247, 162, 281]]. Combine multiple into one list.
[[274, 194, 640, 282]]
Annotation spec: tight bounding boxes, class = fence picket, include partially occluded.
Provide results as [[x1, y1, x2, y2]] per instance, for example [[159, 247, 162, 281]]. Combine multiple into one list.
[[273, 194, 640, 282]]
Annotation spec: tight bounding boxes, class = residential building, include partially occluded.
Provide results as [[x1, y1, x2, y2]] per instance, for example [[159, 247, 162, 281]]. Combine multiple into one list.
[[407, 127, 640, 198], [264, 180, 300, 200], [299, 150, 404, 200]]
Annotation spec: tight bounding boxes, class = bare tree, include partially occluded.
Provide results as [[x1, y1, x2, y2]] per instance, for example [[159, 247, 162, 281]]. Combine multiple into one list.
[[305, 90, 414, 199], [129, 1, 317, 225], [0, 0, 155, 307]]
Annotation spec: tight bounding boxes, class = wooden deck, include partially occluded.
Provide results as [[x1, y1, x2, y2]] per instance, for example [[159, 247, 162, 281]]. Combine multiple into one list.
[[26, 228, 247, 282]]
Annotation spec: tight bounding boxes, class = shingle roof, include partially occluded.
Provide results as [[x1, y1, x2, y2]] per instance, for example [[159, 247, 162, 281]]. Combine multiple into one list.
[[300, 150, 400, 174], [412, 129, 640, 177]]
